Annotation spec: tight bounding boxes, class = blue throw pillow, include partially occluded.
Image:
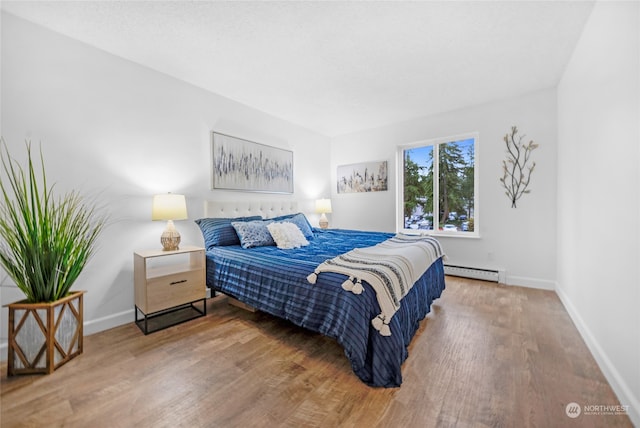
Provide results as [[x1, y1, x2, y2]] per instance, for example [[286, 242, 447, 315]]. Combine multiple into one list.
[[195, 216, 262, 249], [271, 213, 314, 239], [231, 220, 275, 249]]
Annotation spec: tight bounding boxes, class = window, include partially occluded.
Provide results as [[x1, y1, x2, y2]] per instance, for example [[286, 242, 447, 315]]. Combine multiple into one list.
[[398, 133, 478, 236]]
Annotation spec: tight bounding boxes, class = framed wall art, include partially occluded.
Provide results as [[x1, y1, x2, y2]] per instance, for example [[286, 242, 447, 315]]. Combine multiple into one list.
[[337, 160, 388, 194], [211, 132, 293, 193]]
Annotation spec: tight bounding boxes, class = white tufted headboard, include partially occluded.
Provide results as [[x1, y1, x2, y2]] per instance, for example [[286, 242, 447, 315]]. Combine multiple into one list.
[[204, 200, 299, 219]]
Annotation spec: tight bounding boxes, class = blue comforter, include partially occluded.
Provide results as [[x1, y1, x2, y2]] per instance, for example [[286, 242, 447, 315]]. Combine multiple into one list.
[[205, 228, 445, 387]]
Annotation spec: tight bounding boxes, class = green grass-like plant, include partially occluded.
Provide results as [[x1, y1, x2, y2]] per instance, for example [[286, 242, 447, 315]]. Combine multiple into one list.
[[0, 139, 106, 303]]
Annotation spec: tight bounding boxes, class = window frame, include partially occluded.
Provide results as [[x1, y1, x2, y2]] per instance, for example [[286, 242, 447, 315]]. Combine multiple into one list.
[[396, 132, 480, 238]]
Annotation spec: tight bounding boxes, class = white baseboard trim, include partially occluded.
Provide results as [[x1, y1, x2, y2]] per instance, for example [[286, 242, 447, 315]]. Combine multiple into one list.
[[505, 275, 556, 290], [556, 286, 640, 426], [83, 308, 135, 336]]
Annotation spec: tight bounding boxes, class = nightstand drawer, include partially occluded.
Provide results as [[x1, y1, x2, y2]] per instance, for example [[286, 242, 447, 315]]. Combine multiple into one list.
[[146, 270, 204, 313]]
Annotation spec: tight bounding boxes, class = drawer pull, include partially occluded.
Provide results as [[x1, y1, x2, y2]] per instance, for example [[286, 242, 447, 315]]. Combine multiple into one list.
[[170, 279, 187, 286]]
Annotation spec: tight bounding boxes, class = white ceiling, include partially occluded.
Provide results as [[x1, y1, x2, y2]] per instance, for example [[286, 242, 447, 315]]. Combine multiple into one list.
[[2, 1, 595, 137]]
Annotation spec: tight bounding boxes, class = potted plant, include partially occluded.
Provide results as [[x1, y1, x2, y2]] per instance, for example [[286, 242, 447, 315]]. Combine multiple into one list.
[[0, 139, 106, 375]]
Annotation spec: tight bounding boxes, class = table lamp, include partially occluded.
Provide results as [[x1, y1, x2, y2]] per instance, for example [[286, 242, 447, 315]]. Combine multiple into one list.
[[315, 198, 332, 229], [152, 193, 188, 251]]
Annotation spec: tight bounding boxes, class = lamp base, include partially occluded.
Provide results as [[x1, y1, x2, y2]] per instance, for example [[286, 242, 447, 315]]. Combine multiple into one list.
[[161, 220, 181, 251], [319, 213, 329, 229]]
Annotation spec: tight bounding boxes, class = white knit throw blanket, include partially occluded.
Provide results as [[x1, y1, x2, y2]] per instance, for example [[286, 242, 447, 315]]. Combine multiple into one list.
[[307, 234, 445, 336]]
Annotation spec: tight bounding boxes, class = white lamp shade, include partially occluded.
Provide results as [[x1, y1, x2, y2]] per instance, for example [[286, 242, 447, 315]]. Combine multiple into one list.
[[315, 198, 332, 214], [152, 194, 188, 220]]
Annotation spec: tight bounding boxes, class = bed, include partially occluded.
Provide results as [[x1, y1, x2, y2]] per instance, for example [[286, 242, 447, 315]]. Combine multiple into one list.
[[197, 200, 446, 387]]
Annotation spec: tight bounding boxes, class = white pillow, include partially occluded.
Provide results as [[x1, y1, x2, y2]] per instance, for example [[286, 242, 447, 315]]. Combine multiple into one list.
[[267, 222, 310, 249]]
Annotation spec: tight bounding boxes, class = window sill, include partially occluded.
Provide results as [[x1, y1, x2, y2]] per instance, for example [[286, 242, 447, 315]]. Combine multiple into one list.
[[429, 232, 480, 239], [401, 230, 480, 239]]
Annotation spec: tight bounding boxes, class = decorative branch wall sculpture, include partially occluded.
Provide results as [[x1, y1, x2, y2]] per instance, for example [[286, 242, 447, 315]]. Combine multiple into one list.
[[499, 126, 538, 208]]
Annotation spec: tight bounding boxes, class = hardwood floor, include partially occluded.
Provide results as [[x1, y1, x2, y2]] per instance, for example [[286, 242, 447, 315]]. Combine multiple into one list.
[[1, 277, 632, 427]]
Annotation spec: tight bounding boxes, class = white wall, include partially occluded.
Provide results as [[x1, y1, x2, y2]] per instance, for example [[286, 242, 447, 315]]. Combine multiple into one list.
[[0, 12, 331, 345], [330, 89, 558, 289], [557, 1, 640, 424]]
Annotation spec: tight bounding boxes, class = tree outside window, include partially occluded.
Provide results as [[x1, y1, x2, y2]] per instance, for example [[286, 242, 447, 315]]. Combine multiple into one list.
[[400, 134, 478, 235]]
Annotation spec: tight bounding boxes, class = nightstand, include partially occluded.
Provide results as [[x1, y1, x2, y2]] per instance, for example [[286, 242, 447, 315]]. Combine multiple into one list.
[[134, 245, 207, 334]]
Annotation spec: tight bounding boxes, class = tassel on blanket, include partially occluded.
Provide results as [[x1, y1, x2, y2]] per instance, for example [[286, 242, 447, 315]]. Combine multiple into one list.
[[307, 268, 320, 284], [341, 276, 355, 291], [341, 277, 363, 295], [372, 315, 383, 330], [352, 278, 363, 295], [380, 324, 391, 336], [371, 314, 391, 336]]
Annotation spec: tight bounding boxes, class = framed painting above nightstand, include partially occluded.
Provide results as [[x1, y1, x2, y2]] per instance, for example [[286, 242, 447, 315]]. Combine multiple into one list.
[[211, 132, 293, 193]]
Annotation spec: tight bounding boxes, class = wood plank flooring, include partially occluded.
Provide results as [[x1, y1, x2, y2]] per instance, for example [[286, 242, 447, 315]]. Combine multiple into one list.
[[1, 277, 633, 427]]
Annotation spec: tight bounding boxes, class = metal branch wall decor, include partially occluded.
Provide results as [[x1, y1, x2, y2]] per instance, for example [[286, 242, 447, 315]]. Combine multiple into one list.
[[499, 126, 538, 208]]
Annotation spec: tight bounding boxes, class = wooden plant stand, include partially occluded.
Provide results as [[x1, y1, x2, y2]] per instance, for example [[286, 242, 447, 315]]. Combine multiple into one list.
[[6, 290, 85, 376]]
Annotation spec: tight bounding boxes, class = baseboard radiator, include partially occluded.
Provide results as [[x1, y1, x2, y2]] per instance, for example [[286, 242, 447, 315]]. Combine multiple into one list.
[[444, 264, 506, 283]]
